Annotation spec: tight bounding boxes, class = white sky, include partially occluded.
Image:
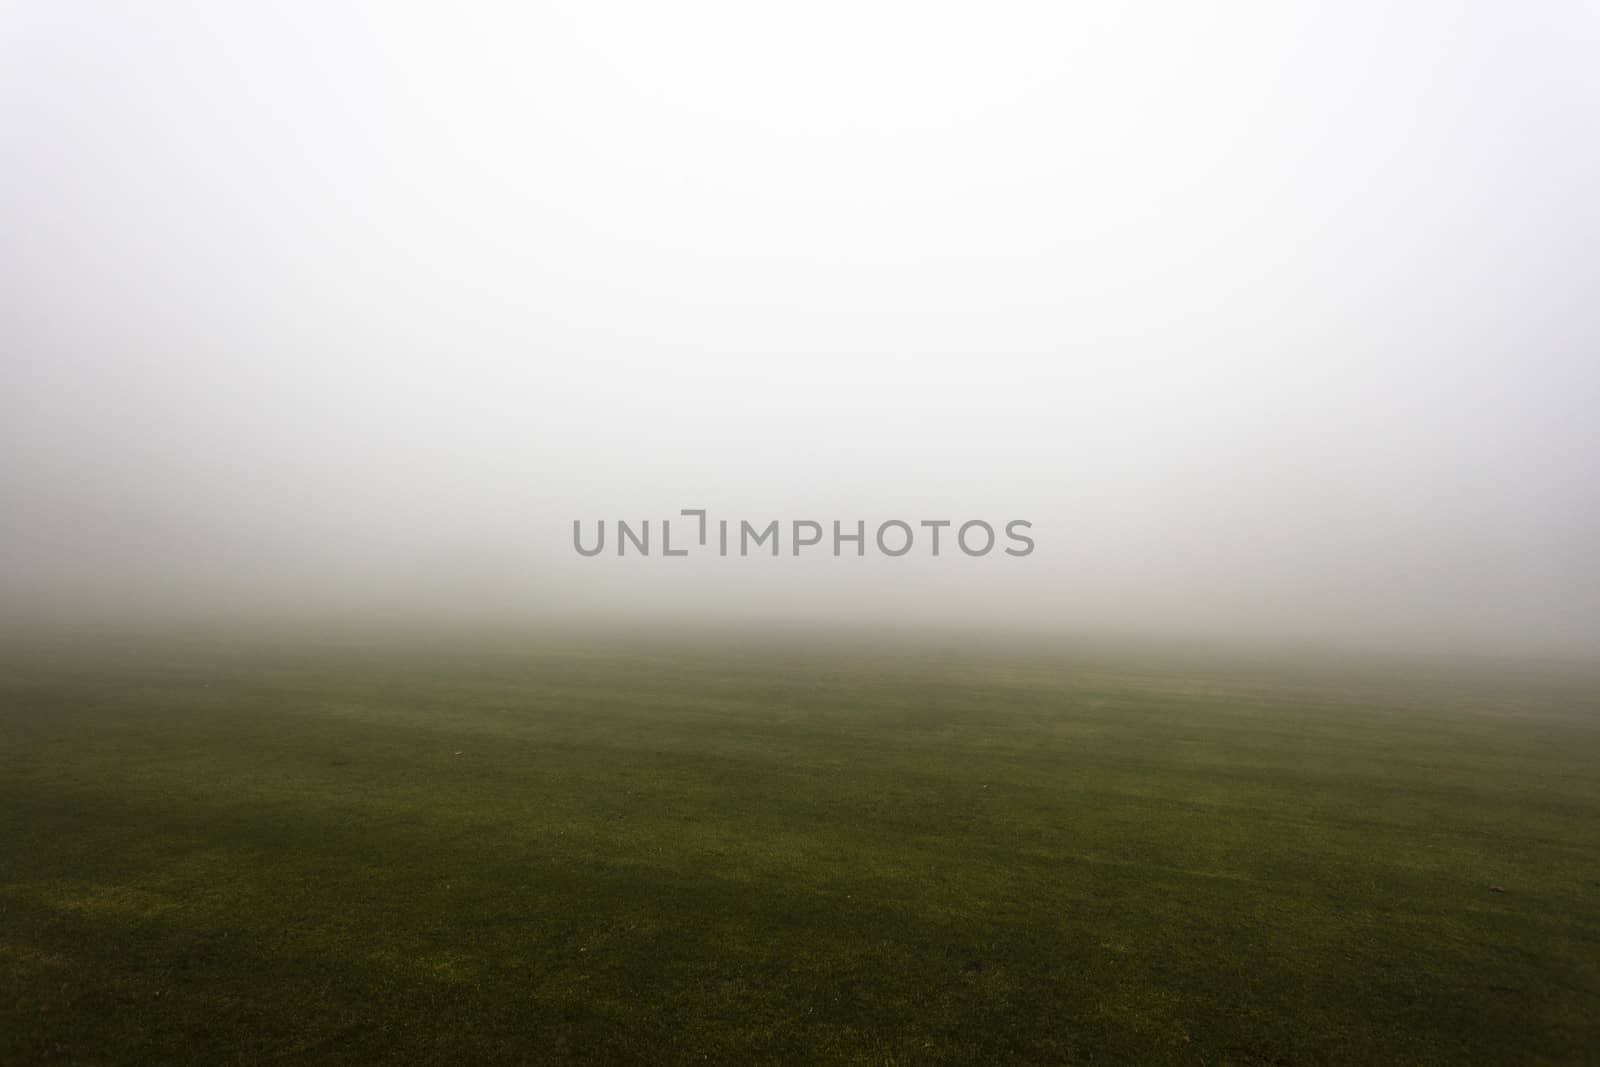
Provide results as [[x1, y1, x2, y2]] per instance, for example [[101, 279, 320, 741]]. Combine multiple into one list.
[[3, 3, 1597, 655]]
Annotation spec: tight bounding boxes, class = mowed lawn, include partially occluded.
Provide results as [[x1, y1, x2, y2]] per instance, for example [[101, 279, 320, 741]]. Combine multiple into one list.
[[2, 630, 1598, 1065]]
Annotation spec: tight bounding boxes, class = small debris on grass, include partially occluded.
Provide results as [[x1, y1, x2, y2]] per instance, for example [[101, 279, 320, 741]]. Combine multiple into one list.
[[454, 751, 463, 757], [1489, 885, 1505, 893]]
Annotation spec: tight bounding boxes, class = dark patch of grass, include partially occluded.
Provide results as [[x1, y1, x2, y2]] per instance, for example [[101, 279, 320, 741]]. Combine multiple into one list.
[[2, 631, 1597, 1064]]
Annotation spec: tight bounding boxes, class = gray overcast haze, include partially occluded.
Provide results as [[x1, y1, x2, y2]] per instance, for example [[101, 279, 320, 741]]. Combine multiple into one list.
[[2, 2, 1597, 657]]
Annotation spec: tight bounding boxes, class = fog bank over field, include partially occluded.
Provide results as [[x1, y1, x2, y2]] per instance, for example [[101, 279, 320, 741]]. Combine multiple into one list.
[[3, 3, 1597, 657]]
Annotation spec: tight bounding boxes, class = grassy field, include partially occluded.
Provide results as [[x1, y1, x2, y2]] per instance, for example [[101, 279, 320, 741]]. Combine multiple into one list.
[[2, 628, 1598, 1065]]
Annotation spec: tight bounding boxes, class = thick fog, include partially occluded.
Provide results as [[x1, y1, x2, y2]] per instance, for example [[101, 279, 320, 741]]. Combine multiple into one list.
[[3, 3, 1597, 657]]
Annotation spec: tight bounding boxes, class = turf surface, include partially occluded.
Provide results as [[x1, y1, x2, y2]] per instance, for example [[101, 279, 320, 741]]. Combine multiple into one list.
[[2, 630, 1598, 1064]]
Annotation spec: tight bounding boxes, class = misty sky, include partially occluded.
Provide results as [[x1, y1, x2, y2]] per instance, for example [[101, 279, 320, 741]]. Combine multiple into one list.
[[3, 3, 1597, 656]]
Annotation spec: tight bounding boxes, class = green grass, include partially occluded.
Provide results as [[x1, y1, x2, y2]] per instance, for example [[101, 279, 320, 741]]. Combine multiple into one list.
[[2, 629, 1598, 1064]]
